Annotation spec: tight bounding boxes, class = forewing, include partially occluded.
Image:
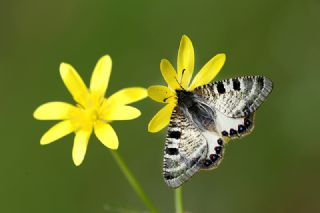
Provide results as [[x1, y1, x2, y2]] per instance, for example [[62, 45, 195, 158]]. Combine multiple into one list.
[[194, 76, 273, 118], [163, 107, 208, 188]]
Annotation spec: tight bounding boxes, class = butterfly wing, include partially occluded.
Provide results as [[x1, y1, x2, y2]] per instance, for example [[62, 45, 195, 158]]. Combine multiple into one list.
[[215, 111, 255, 139], [163, 107, 227, 187], [163, 107, 208, 188], [194, 76, 272, 138], [199, 130, 226, 170], [163, 76, 272, 187], [195, 76, 273, 118]]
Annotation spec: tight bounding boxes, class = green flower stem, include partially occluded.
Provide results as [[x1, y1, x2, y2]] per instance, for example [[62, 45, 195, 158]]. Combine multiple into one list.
[[175, 187, 184, 213], [110, 150, 159, 213]]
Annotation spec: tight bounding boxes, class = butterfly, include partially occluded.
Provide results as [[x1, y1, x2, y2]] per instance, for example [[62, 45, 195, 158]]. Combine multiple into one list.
[[163, 75, 273, 188]]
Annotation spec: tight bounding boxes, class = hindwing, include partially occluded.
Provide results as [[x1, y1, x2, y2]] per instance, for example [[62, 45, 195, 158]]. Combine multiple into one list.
[[163, 107, 228, 187], [215, 110, 255, 139]]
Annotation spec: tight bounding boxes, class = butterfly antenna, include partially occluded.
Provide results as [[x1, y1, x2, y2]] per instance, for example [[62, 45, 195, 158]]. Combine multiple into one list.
[[175, 69, 186, 90], [175, 77, 184, 90], [163, 96, 175, 103]]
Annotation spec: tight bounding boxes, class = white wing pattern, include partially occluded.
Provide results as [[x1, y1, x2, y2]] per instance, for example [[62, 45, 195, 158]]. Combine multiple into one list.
[[163, 107, 207, 188], [195, 76, 273, 118], [163, 107, 226, 188], [194, 76, 272, 138], [215, 110, 255, 139]]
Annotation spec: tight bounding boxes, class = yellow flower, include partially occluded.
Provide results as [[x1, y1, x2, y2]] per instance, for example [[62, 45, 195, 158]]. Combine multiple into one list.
[[34, 55, 147, 166], [148, 35, 226, 133]]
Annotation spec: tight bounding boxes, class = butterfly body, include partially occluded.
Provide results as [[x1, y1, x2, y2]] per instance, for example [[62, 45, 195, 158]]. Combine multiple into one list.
[[176, 89, 216, 132], [163, 76, 272, 188]]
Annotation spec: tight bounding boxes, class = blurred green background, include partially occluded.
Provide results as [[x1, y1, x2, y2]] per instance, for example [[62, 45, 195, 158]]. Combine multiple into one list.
[[1, 0, 320, 212]]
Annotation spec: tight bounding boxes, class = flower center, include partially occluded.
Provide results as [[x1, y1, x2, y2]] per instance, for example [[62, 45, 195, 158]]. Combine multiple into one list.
[[71, 93, 104, 130]]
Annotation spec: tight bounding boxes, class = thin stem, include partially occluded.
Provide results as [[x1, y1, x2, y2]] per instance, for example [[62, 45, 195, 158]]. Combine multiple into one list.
[[110, 150, 159, 213], [175, 187, 184, 213]]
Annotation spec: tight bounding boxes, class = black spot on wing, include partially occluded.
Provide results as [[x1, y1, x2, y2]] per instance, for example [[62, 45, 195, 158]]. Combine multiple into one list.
[[214, 146, 222, 154], [168, 131, 181, 139], [209, 154, 220, 163], [232, 78, 241, 91], [165, 147, 179, 155], [203, 159, 213, 167], [238, 124, 246, 133], [244, 117, 252, 127], [257, 76, 264, 89], [222, 131, 228, 136], [230, 128, 237, 136], [164, 173, 175, 180], [217, 82, 226, 94], [242, 106, 251, 116]]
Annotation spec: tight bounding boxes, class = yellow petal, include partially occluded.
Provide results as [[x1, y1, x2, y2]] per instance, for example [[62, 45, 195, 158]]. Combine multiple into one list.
[[148, 85, 176, 103], [148, 104, 175, 133], [40, 120, 74, 145], [177, 35, 194, 88], [59, 63, 89, 107], [106, 87, 147, 106], [160, 59, 180, 90], [90, 55, 112, 98], [94, 121, 119, 149], [189, 53, 226, 90], [102, 105, 141, 120], [33, 102, 77, 120], [72, 128, 92, 166]]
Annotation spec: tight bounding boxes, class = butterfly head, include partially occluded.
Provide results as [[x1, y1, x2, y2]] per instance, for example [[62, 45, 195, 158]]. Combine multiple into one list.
[[176, 89, 194, 107]]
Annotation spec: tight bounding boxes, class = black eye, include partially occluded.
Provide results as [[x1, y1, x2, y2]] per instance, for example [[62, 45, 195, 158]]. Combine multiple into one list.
[[217, 138, 223, 145], [222, 131, 228, 136]]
